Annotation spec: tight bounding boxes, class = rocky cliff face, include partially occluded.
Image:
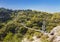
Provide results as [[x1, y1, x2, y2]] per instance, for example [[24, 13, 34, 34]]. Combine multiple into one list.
[[22, 26, 60, 42]]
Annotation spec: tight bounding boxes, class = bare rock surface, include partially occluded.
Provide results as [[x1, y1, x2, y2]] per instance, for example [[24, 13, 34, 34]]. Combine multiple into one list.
[[48, 26, 60, 42], [22, 26, 60, 42]]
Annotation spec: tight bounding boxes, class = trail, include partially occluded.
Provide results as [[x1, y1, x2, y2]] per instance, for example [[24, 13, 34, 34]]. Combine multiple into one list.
[[20, 23, 49, 34]]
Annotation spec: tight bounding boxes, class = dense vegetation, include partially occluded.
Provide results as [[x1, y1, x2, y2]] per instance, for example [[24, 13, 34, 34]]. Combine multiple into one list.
[[0, 8, 60, 42]]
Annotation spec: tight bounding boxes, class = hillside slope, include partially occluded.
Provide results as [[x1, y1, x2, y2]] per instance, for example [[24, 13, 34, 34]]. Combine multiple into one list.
[[0, 8, 60, 42]]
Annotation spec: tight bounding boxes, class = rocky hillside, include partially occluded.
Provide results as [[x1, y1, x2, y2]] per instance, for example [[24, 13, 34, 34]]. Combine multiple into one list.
[[48, 26, 60, 42], [22, 26, 60, 42], [0, 8, 60, 42]]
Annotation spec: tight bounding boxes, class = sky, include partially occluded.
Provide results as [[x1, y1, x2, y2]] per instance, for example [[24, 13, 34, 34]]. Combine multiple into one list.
[[0, 0, 60, 13]]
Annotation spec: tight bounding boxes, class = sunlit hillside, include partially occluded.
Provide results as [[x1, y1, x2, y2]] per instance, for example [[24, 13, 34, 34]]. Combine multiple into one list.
[[0, 8, 60, 42]]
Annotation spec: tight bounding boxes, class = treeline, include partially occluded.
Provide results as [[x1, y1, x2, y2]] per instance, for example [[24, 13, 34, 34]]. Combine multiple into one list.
[[0, 8, 60, 42]]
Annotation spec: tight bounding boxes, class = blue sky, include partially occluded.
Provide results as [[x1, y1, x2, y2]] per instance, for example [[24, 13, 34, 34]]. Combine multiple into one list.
[[0, 0, 60, 12]]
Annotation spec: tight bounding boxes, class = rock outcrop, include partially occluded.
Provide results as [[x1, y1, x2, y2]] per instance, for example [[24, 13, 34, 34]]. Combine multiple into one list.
[[48, 26, 60, 42], [22, 26, 60, 42]]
